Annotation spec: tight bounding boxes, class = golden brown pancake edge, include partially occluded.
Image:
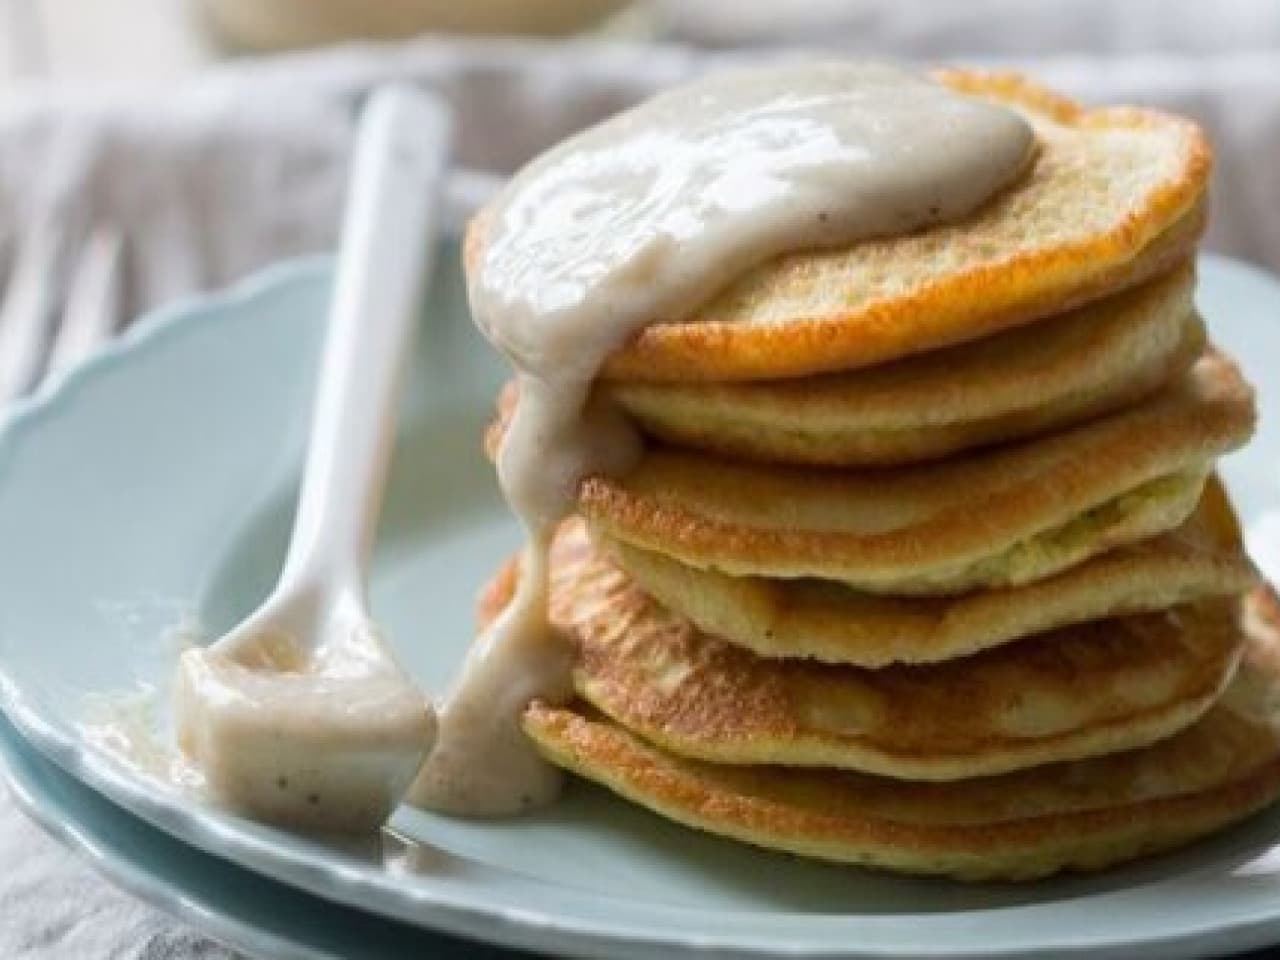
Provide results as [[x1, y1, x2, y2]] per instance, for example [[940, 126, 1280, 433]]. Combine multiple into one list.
[[521, 589, 1280, 881], [579, 352, 1254, 593], [606, 265, 1205, 467]]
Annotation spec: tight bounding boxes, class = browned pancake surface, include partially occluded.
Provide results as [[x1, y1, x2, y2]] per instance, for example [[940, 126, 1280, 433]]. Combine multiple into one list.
[[523, 591, 1280, 880], [478, 520, 1247, 780]]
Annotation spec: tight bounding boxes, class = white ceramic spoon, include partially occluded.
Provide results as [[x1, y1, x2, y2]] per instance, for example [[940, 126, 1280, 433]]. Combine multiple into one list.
[[175, 86, 449, 832]]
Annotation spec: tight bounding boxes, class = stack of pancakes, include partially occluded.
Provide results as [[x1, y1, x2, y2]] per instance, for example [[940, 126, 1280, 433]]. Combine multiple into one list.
[[474, 73, 1280, 880]]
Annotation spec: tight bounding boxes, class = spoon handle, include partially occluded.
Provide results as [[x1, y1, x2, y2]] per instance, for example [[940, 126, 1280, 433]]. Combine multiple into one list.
[[282, 86, 452, 596]]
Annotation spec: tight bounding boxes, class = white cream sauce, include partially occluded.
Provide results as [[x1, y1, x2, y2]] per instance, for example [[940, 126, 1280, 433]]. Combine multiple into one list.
[[412, 61, 1035, 815], [176, 623, 435, 831]]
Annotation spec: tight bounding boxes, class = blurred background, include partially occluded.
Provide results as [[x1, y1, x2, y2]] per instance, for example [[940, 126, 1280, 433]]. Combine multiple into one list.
[[0, 0, 1278, 391], [7, 0, 1280, 84]]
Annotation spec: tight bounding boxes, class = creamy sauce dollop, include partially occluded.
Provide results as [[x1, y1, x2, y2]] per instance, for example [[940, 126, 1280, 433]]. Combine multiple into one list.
[[412, 62, 1035, 815], [177, 624, 434, 829]]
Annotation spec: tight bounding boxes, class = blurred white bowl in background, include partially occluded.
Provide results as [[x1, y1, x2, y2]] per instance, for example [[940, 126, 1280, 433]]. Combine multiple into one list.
[[199, 0, 635, 50]]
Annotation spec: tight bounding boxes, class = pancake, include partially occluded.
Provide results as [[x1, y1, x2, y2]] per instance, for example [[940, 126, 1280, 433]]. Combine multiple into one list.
[[606, 265, 1204, 467], [579, 351, 1254, 595], [522, 589, 1280, 881], [485, 518, 1246, 780], [600, 477, 1255, 666], [466, 72, 1210, 383]]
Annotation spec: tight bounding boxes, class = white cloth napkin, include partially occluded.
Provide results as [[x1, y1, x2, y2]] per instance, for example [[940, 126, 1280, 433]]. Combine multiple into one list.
[[3, 19, 1280, 959], [0, 793, 241, 958]]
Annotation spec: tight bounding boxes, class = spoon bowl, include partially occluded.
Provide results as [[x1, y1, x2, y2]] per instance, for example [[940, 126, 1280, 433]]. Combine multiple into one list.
[[176, 590, 433, 831], [175, 85, 452, 832]]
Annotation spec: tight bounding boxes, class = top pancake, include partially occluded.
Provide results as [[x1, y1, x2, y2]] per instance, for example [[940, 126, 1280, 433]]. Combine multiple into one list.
[[580, 352, 1255, 594], [465, 71, 1210, 382], [605, 264, 1204, 467]]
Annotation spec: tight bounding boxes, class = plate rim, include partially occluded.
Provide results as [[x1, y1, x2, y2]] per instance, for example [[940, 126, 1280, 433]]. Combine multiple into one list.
[[0, 709, 544, 960], [4, 252, 1280, 959]]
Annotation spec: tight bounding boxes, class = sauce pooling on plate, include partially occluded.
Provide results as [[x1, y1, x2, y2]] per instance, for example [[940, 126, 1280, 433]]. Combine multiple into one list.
[[411, 62, 1035, 815]]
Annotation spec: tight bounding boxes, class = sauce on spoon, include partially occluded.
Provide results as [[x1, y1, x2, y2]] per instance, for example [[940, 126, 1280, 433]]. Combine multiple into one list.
[[412, 62, 1035, 815]]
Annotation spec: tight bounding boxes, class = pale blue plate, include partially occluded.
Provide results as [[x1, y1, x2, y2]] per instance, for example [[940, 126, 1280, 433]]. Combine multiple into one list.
[[1, 248, 1280, 959]]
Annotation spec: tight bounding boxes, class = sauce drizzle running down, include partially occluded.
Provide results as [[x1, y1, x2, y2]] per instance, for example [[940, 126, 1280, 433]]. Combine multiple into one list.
[[411, 62, 1035, 815]]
